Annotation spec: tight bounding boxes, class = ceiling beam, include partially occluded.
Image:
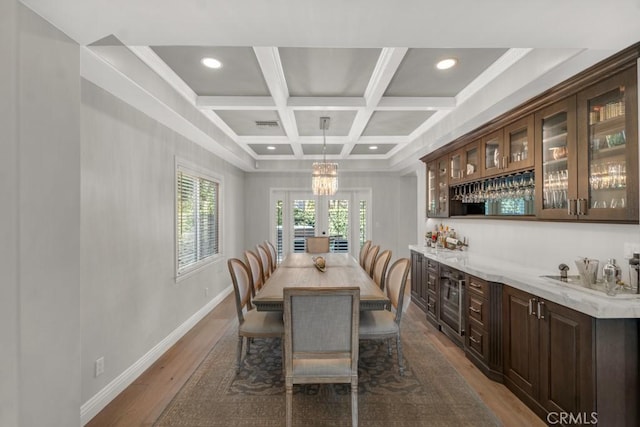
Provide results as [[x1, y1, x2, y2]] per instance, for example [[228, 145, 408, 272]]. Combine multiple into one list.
[[196, 96, 276, 109], [287, 97, 365, 110], [376, 96, 456, 110], [343, 47, 409, 157], [253, 47, 303, 158]]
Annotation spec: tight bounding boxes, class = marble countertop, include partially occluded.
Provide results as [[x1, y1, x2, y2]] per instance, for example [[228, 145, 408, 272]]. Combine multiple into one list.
[[409, 244, 640, 319]]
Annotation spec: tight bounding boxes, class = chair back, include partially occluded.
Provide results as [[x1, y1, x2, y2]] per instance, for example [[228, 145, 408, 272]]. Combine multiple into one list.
[[306, 236, 330, 254], [227, 258, 253, 324], [264, 240, 278, 271], [372, 249, 392, 290], [385, 258, 411, 323], [363, 245, 379, 277], [284, 287, 360, 371], [256, 244, 272, 281], [244, 250, 264, 294], [359, 240, 372, 267]]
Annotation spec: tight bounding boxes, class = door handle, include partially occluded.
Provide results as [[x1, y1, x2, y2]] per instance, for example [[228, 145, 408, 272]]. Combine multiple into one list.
[[578, 199, 588, 216], [469, 306, 481, 314], [537, 301, 545, 320], [568, 199, 577, 216], [528, 298, 537, 316], [469, 336, 480, 344]]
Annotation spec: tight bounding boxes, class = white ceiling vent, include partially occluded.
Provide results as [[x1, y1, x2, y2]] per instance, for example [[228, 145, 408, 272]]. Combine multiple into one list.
[[255, 120, 280, 128]]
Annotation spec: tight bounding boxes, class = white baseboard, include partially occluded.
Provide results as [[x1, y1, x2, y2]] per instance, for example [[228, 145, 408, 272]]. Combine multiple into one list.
[[80, 285, 233, 425]]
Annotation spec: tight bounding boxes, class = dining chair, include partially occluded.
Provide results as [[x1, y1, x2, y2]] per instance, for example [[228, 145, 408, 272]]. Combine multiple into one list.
[[256, 244, 273, 282], [359, 240, 372, 268], [264, 240, 278, 272], [284, 287, 360, 427], [227, 258, 284, 373], [359, 258, 411, 376], [244, 249, 264, 296], [363, 244, 379, 277], [372, 249, 392, 290], [306, 236, 330, 254]]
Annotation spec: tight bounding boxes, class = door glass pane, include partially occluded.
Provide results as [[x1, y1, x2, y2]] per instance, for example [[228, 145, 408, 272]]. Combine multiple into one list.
[[466, 146, 478, 176], [541, 112, 569, 210], [275, 199, 283, 262], [359, 200, 367, 249], [450, 153, 462, 180], [328, 199, 349, 253], [427, 164, 437, 216], [438, 158, 448, 214], [293, 200, 315, 252], [508, 128, 529, 163], [587, 86, 627, 211], [485, 139, 501, 170]]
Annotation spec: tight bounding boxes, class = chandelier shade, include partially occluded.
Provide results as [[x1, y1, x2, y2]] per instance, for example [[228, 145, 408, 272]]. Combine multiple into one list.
[[312, 117, 338, 195]]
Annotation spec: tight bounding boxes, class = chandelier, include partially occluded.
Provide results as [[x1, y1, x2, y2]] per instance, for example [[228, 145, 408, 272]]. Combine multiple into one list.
[[312, 117, 338, 195]]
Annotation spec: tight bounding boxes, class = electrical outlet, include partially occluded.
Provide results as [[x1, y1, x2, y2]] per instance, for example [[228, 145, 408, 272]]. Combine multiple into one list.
[[624, 242, 640, 259], [205, 287, 209, 297], [95, 357, 104, 377]]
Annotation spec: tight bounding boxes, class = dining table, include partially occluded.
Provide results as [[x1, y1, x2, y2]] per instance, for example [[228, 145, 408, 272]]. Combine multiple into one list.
[[252, 252, 390, 311]]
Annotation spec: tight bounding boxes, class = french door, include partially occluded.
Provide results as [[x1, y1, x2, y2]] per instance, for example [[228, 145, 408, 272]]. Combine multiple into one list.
[[270, 189, 371, 261]]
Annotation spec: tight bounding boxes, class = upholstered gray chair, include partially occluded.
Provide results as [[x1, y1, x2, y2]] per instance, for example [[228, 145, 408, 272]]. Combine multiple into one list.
[[264, 240, 278, 272], [284, 287, 360, 427], [244, 249, 264, 295], [227, 258, 283, 373], [256, 244, 273, 282], [359, 240, 372, 268], [363, 244, 379, 277], [359, 258, 411, 375], [372, 249, 392, 290], [306, 236, 330, 254]]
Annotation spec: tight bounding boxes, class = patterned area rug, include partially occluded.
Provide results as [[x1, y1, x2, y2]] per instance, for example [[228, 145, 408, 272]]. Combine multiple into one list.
[[154, 312, 500, 426]]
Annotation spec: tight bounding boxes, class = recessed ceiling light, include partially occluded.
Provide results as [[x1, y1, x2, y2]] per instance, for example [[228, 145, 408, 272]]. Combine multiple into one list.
[[266, 146, 276, 150], [201, 57, 222, 69], [436, 58, 457, 70], [369, 145, 378, 150]]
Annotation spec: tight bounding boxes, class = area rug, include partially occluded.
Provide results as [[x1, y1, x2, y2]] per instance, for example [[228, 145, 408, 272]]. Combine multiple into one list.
[[154, 313, 500, 426]]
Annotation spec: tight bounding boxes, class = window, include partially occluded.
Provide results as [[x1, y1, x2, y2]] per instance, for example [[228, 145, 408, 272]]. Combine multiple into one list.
[[176, 164, 220, 276]]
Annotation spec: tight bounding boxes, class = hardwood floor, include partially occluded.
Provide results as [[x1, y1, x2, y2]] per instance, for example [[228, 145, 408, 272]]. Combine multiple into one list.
[[87, 293, 544, 427]]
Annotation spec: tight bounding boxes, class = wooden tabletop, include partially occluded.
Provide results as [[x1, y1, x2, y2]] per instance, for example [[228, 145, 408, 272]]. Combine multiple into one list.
[[253, 253, 389, 311]]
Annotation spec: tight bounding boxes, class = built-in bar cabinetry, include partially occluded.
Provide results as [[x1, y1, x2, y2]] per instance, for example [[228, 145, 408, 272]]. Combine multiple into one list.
[[423, 44, 639, 223], [409, 249, 639, 426]]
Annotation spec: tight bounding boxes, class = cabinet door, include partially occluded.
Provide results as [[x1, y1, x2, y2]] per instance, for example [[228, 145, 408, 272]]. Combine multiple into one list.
[[410, 252, 421, 298], [482, 129, 505, 177], [504, 114, 535, 172], [577, 67, 639, 222], [437, 156, 449, 217], [449, 149, 464, 185], [538, 299, 594, 416], [464, 140, 482, 181], [535, 96, 578, 220], [503, 286, 538, 400], [426, 161, 438, 217]]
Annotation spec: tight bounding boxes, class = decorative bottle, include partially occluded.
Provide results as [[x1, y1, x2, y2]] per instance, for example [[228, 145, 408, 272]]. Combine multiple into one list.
[[603, 258, 621, 296]]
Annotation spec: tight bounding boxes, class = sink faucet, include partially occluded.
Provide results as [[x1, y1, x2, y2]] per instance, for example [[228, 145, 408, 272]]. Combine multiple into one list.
[[558, 263, 569, 281]]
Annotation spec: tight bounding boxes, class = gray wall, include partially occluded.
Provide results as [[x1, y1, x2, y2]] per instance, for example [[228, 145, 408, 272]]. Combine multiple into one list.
[[80, 79, 246, 404], [1, 2, 82, 425], [244, 172, 417, 261]]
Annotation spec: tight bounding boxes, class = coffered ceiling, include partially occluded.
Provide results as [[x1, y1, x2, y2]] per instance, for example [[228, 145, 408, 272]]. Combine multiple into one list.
[[21, 0, 640, 173]]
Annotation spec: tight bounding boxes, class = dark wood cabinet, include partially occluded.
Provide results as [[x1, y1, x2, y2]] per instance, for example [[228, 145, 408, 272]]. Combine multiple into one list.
[[425, 257, 439, 327], [503, 285, 594, 421], [439, 265, 465, 347], [503, 114, 535, 172], [410, 251, 427, 312]]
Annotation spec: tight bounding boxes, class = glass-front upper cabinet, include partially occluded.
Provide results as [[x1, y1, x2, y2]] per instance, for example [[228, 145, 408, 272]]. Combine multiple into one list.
[[427, 157, 449, 218], [535, 97, 578, 220], [504, 115, 535, 172], [577, 67, 638, 222], [481, 129, 504, 177], [449, 149, 463, 185], [464, 140, 482, 181]]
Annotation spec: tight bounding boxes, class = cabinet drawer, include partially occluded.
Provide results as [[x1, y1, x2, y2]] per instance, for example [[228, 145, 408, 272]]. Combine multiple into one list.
[[467, 321, 489, 362], [426, 272, 438, 293], [426, 293, 438, 317], [426, 258, 438, 271], [468, 295, 487, 327], [467, 275, 489, 298]]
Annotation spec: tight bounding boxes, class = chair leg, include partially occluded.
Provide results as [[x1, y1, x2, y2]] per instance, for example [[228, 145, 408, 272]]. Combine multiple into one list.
[[246, 337, 251, 354], [386, 338, 392, 355], [351, 381, 358, 427], [285, 381, 293, 427], [396, 334, 405, 376], [236, 336, 244, 373]]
